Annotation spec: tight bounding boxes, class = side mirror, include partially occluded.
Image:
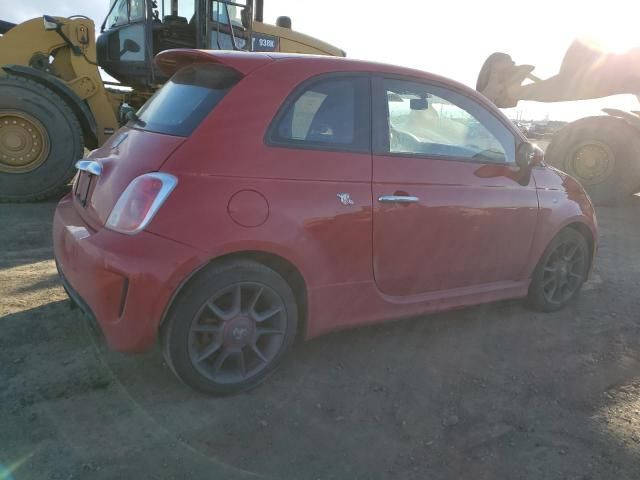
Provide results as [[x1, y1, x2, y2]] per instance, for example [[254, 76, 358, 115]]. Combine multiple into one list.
[[516, 142, 544, 170], [120, 38, 141, 56], [43, 15, 61, 31]]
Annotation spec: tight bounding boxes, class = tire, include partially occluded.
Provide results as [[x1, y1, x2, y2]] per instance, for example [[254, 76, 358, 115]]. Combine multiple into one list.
[[528, 228, 589, 312], [161, 260, 299, 395], [545, 116, 640, 206], [0, 75, 84, 202]]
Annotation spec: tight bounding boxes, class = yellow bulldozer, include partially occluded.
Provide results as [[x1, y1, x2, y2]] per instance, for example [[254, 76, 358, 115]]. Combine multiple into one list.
[[477, 39, 640, 205], [0, 0, 344, 201]]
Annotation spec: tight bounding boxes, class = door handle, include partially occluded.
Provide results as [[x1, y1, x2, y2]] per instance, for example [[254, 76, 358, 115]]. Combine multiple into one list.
[[378, 195, 419, 203]]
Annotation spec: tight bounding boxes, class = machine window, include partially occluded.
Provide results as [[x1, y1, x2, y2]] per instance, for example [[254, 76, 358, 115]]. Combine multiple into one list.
[[106, 0, 130, 28], [384, 79, 515, 163], [129, 0, 146, 22], [105, 0, 145, 27], [211, 1, 244, 26]]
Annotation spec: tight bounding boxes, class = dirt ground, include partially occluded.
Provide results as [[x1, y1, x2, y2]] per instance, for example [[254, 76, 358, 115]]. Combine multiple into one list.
[[2, 198, 640, 480]]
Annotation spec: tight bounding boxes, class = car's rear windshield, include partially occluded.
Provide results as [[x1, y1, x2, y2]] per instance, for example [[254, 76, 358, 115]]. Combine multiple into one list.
[[133, 63, 242, 137]]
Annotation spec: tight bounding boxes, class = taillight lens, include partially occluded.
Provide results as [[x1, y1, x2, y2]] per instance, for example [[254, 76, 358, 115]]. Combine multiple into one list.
[[106, 173, 177, 235]]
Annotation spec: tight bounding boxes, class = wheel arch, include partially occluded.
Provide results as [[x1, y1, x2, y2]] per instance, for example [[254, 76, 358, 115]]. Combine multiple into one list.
[[159, 250, 309, 340], [534, 220, 596, 278], [2, 64, 98, 149], [565, 221, 596, 273]]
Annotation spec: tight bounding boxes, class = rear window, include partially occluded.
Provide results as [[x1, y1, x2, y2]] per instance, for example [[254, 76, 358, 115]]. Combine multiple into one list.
[[134, 63, 242, 136]]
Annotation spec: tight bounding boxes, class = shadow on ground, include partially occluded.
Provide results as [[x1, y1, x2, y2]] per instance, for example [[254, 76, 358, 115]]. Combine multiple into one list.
[[1, 199, 640, 479]]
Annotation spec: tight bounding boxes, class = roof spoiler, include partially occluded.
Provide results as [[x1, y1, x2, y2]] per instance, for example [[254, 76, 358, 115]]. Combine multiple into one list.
[[154, 49, 274, 77]]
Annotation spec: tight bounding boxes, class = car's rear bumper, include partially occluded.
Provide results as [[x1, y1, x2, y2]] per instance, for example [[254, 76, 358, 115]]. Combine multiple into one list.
[[53, 194, 206, 353]]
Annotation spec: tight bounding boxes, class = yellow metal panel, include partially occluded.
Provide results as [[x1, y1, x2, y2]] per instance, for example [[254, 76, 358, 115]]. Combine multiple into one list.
[[252, 22, 344, 56], [0, 16, 119, 144]]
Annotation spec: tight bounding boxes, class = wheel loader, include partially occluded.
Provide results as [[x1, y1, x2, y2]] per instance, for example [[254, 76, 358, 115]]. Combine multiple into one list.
[[0, 0, 344, 202], [477, 39, 640, 205]]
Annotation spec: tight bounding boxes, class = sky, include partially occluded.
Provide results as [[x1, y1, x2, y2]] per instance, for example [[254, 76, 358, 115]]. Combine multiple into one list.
[[2, 0, 638, 121]]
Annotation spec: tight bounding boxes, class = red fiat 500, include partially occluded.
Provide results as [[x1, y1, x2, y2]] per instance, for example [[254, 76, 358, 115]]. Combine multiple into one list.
[[54, 50, 597, 394]]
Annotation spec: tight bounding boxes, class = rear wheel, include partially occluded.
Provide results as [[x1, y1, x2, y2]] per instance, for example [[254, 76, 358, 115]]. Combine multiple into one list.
[[528, 228, 589, 312], [545, 116, 640, 205], [0, 75, 84, 202], [161, 260, 299, 395]]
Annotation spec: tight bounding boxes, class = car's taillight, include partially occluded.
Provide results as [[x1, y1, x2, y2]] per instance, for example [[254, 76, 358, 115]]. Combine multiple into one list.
[[106, 173, 177, 235]]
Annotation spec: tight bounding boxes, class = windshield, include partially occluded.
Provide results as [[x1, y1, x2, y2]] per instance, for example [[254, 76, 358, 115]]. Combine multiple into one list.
[[135, 63, 242, 136]]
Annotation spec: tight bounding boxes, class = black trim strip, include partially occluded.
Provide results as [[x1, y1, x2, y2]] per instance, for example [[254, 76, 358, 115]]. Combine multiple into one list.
[[118, 278, 130, 318], [55, 260, 101, 335]]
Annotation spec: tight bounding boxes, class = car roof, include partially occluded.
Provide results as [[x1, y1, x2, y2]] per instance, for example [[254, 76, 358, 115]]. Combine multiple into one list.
[[156, 49, 457, 89], [154, 49, 506, 118]]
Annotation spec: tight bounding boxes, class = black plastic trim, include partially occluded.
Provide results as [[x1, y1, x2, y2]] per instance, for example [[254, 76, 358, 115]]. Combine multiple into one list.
[[56, 260, 101, 335], [118, 278, 130, 318]]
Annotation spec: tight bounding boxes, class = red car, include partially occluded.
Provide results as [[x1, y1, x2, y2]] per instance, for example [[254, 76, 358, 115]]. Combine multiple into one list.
[[54, 50, 597, 394]]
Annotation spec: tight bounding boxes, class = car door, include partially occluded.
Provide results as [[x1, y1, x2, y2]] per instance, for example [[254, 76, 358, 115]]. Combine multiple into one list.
[[372, 76, 539, 296], [262, 73, 373, 288]]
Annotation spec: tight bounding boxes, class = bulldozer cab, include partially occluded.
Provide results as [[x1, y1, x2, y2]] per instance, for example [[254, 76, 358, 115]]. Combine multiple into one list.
[[98, 0, 259, 89]]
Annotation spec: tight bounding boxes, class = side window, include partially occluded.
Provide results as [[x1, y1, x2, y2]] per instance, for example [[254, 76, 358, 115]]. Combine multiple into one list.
[[211, 1, 243, 26], [106, 0, 145, 27], [383, 79, 515, 164], [179, 0, 196, 21], [106, 0, 130, 28], [129, 0, 146, 22], [269, 76, 371, 152]]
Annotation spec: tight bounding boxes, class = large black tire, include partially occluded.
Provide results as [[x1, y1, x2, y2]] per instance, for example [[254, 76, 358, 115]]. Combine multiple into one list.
[[161, 260, 299, 395], [545, 116, 640, 206], [528, 228, 589, 312], [0, 75, 84, 202]]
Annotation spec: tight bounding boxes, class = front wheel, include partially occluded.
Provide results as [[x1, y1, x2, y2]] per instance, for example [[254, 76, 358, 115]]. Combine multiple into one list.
[[528, 228, 589, 312], [161, 260, 298, 395]]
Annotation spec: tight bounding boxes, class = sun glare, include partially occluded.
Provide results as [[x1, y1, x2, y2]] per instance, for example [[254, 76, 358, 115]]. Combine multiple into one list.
[[573, 1, 638, 54], [582, 33, 639, 55]]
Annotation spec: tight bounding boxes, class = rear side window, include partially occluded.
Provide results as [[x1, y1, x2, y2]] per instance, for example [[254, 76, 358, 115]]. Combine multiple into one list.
[[134, 63, 242, 136], [268, 75, 370, 152]]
